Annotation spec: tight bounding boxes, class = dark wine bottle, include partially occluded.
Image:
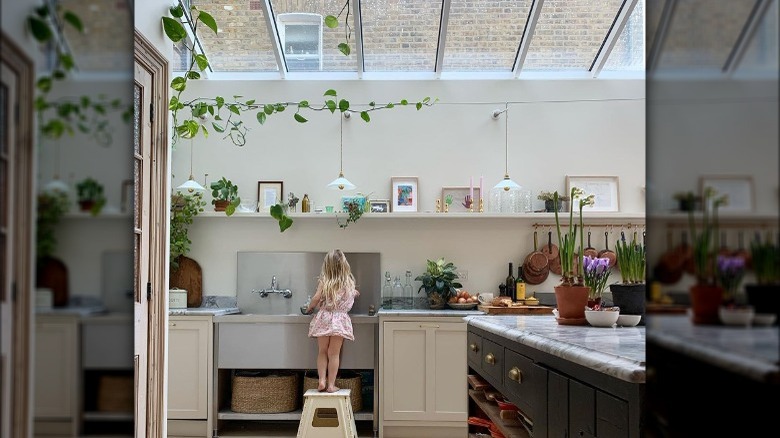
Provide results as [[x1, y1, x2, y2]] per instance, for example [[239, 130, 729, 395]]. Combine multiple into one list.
[[505, 262, 516, 298]]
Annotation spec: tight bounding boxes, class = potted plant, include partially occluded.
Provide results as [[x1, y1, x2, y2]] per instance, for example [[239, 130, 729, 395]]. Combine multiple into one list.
[[76, 177, 106, 215], [415, 258, 463, 309], [610, 231, 647, 325], [582, 255, 612, 309], [673, 191, 701, 212], [552, 188, 595, 323], [744, 236, 779, 319], [209, 177, 240, 216], [688, 187, 728, 324], [539, 191, 569, 212], [36, 189, 71, 307], [170, 191, 206, 270]]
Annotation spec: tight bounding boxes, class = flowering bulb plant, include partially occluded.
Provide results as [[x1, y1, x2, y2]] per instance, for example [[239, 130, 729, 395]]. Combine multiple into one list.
[[553, 188, 595, 285], [716, 255, 746, 305], [689, 186, 729, 284], [582, 256, 612, 301]]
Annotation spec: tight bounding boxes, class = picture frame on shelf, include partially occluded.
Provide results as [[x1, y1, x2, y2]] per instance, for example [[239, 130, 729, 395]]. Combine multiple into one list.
[[390, 177, 419, 212], [368, 199, 390, 213], [565, 175, 620, 212], [257, 181, 284, 212], [441, 186, 481, 212], [699, 175, 754, 212], [341, 195, 367, 212]]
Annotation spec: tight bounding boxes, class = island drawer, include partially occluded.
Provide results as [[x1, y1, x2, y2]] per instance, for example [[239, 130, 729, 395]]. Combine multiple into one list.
[[466, 331, 482, 369], [503, 348, 546, 422], [480, 338, 504, 386]]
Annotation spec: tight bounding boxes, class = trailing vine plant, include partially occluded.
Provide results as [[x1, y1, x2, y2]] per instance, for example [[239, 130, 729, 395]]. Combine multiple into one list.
[[325, 0, 353, 56], [162, 3, 437, 148], [27, 3, 132, 146]]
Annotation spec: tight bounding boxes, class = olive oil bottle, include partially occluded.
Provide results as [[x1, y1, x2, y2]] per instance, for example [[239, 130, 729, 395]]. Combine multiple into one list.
[[515, 266, 526, 301]]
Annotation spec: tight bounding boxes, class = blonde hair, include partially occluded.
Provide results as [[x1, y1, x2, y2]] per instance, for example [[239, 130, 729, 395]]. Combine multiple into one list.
[[319, 249, 355, 309]]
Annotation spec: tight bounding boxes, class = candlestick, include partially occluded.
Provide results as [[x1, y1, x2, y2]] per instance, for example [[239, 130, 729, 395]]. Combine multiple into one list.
[[470, 176, 474, 201], [479, 198, 484, 213], [480, 176, 483, 199]]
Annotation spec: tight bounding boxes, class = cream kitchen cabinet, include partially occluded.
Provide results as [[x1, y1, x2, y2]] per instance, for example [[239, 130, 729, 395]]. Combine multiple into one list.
[[379, 315, 468, 438], [167, 315, 213, 437], [33, 314, 80, 436]]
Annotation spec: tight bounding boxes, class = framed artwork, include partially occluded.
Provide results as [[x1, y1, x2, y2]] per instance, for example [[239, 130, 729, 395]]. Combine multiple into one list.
[[565, 175, 620, 212], [699, 175, 754, 212], [368, 199, 390, 213], [341, 195, 367, 212], [257, 181, 284, 211], [441, 186, 481, 212], [390, 177, 419, 212]]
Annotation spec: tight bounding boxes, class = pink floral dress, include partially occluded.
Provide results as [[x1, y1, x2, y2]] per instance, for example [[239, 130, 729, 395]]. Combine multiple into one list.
[[308, 287, 358, 341]]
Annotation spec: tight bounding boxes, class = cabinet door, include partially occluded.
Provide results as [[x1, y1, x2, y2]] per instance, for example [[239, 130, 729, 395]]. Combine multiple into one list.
[[382, 321, 466, 422], [34, 317, 78, 419], [596, 391, 629, 438], [168, 319, 209, 419], [569, 380, 596, 438], [548, 370, 569, 438]]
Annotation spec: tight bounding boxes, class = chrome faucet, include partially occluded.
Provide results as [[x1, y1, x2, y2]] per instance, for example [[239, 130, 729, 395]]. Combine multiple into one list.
[[253, 276, 292, 298]]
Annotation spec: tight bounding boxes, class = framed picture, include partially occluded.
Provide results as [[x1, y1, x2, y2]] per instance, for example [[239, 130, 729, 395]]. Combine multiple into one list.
[[565, 176, 620, 212], [257, 181, 284, 211], [699, 175, 754, 212], [341, 195, 367, 212], [368, 199, 390, 213], [390, 176, 419, 212], [441, 186, 481, 212]]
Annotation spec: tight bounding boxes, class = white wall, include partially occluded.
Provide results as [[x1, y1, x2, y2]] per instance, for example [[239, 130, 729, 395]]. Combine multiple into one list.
[[1, 0, 41, 60]]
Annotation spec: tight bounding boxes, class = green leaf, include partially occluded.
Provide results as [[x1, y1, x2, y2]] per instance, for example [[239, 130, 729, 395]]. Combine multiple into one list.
[[34, 5, 49, 18], [59, 53, 75, 70], [400, 99, 408, 105], [256, 112, 266, 125], [423, 96, 431, 104], [80, 96, 90, 107], [207, 105, 214, 116], [245, 99, 255, 106], [275, 104, 286, 112], [162, 17, 187, 42], [416, 102, 422, 110], [270, 204, 284, 220], [264, 104, 274, 115], [326, 100, 337, 113], [212, 122, 225, 133], [201, 125, 209, 138], [386, 102, 394, 108], [294, 113, 308, 123], [216, 96, 224, 109], [194, 54, 209, 71], [278, 216, 293, 232], [369, 101, 376, 107], [52, 70, 66, 80], [298, 100, 309, 108], [338, 43, 351, 56], [170, 76, 187, 92], [360, 111, 370, 122], [338, 99, 350, 112], [324, 15, 339, 28], [63, 11, 83, 33], [228, 104, 240, 115], [169, 5, 184, 18], [198, 11, 218, 34], [324, 89, 337, 97], [186, 71, 201, 79], [28, 17, 52, 42], [36, 77, 52, 92]]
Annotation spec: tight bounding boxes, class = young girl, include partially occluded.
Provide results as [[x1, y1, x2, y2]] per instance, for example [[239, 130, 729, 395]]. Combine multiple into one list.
[[305, 249, 360, 392]]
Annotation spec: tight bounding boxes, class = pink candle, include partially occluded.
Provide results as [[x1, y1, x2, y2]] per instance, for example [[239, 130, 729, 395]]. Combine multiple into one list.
[[470, 177, 474, 200], [480, 176, 483, 198]]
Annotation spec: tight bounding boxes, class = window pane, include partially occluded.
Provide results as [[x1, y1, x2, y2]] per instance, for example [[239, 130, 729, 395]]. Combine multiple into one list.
[[61, 0, 132, 72], [645, 0, 665, 53], [271, 1, 356, 72], [191, 0, 279, 72], [524, 0, 625, 70], [656, 0, 756, 71], [442, 0, 533, 71], [362, 0, 442, 72], [604, 0, 645, 71], [172, 39, 191, 72], [735, 0, 778, 75]]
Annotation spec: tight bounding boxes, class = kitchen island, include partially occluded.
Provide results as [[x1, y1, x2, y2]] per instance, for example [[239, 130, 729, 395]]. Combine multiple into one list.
[[465, 315, 645, 438]]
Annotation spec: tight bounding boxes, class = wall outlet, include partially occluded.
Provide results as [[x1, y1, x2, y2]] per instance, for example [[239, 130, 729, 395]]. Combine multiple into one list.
[[458, 270, 468, 281]]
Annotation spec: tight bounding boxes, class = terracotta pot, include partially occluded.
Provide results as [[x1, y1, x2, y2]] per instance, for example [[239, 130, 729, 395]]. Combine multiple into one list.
[[79, 200, 95, 212], [609, 283, 646, 325], [214, 200, 229, 211], [689, 283, 723, 325], [554, 285, 589, 322]]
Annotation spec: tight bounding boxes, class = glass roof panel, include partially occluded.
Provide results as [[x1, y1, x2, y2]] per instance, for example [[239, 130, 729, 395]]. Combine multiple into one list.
[[523, 0, 625, 71], [190, 0, 279, 72], [172, 38, 191, 72], [442, 0, 533, 72], [270, 0, 356, 72], [603, 0, 645, 71], [736, 0, 779, 75], [362, 0, 442, 72], [656, 0, 756, 71], [61, 0, 132, 72], [645, 0, 665, 54]]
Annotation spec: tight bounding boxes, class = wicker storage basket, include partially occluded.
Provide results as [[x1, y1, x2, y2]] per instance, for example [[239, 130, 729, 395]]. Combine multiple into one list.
[[97, 374, 134, 412], [231, 370, 299, 413], [302, 370, 362, 412]]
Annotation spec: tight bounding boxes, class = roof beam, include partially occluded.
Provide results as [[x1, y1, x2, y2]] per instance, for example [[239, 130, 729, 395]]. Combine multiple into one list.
[[434, 0, 452, 78], [513, 0, 545, 77], [723, 0, 773, 76], [352, 0, 364, 78], [178, 0, 213, 73], [591, 0, 639, 78], [647, 0, 677, 73], [259, 0, 287, 78]]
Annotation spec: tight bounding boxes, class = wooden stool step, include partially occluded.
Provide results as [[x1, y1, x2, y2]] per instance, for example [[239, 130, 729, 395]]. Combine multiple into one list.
[[297, 389, 358, 438]]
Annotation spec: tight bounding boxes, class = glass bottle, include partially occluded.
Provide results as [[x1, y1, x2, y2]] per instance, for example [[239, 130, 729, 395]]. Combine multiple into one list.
[[403, 270, 414, 309], [301, 194, 310, 213], [505, 262, 516, 299], [515, 266, 526, 301], [392, 276, 404, 310], [382, 271, 393, 309]]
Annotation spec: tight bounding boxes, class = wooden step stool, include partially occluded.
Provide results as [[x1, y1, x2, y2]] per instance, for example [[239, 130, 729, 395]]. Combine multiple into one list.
[[297, 389, 358, 438]]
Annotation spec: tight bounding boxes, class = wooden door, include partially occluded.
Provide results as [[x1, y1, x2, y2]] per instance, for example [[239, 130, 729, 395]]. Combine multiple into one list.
[[0, 31, 34, 438]]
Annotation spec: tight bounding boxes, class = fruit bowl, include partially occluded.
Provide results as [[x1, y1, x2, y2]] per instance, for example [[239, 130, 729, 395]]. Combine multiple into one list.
[[448, 302, 478, 310]]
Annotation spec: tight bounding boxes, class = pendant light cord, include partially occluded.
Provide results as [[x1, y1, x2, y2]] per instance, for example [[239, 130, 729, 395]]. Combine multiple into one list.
[[504, 102, 509, 176], [189, 139, 195, 179], [340, 116, 344, 174]]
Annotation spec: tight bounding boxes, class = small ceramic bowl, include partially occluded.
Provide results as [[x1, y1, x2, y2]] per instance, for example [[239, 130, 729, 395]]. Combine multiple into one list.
[[718, 306, 754, 326], [616, 314, 642, 327], [752, 313, 776, 326], [585, 310, 620, 327]]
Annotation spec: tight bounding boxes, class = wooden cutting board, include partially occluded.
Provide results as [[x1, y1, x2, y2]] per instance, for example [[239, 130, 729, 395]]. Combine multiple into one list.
[[169, 256, 202, 308], [478, 304, 554, 315]]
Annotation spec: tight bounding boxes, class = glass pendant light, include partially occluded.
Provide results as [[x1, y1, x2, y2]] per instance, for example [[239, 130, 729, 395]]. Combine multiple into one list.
[[490, 104, 529, 213], [494, 103, 520, 192], [177, 139, 206, 193], [327, 115, 356, 191], [43, 141, 69, 193]]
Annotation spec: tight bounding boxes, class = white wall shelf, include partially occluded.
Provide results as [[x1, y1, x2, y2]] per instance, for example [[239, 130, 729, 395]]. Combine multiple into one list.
[[63, 212, 132, 219], [198, 211, 646, 221]]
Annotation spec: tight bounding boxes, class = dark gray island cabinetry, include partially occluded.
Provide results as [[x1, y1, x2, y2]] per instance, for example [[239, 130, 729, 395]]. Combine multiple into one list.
[[465, 316, 645, 438]]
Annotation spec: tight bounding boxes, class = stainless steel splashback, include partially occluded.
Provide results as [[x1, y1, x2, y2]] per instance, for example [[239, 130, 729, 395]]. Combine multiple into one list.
[[236, 252, 380, 315]]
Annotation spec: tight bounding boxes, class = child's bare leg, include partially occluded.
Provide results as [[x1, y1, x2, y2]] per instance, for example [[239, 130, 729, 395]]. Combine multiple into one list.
[[326, 336, 344, 392], [316, 337, 330, 391]]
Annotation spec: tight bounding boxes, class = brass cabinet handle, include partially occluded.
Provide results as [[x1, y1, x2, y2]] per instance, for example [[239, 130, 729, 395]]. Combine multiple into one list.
[[170, 323, 176, 327], [419, 324, 440, 328], [508, 366, 523, 383], [469, 343, 479, 352], [485, 353, 496, 365]]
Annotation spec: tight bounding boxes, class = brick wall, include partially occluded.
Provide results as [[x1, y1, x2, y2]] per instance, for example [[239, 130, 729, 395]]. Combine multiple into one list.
[[61, 0, 132, 71]]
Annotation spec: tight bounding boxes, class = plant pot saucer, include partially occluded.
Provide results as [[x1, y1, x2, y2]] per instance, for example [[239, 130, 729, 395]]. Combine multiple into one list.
[[555, 316, 587, 326]]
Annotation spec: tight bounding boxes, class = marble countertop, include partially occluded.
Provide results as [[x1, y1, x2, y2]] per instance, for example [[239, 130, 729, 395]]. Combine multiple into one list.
[[378, 308, 485, 317], [646, 314, 779, 383], [168, 295, 241, 316], [466, 315, 646, 383]]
